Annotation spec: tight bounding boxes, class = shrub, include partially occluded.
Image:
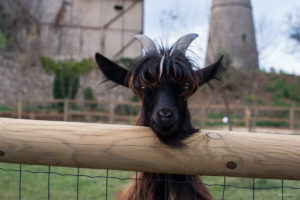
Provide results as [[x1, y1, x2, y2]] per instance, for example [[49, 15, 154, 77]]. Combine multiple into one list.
[[0, 30, 8, 50], [40, 56, 95, 100], [53, 68, 79, 100], [266, 77, 300, 104]]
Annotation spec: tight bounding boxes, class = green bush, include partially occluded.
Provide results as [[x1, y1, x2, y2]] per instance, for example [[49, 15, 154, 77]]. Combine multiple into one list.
[[266, 77, 300, 104], [53, 69, 79, 100], [40, 56, 95, 100], [0, 30, 8, 50]]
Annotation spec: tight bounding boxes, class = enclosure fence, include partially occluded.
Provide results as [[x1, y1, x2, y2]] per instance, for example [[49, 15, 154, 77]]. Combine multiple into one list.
[[0, 118, 300, 199], [1, 98, 299, 130], [1, 166, 300, 200]]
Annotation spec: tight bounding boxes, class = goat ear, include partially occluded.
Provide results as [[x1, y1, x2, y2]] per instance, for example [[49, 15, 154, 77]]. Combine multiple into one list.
[[95, 53, 129, 87], [196, 55, 224, 87]]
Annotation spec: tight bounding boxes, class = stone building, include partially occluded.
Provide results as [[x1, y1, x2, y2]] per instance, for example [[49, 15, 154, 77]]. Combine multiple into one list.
[[205, 0, 259, 69], [26, 0, 143, 60]]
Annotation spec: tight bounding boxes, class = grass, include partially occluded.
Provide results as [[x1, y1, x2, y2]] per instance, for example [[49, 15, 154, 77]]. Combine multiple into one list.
[[1, 163, 300, 200], [203, 176, 300, 200], [0, 163, 134, 200]]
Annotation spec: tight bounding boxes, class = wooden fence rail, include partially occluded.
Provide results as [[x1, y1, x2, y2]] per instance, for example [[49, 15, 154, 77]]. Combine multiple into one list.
[[0, 99, 299, 129], [0, 118, 300, 180]]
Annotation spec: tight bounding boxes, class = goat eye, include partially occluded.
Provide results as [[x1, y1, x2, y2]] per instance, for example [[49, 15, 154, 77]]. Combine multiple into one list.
[[184, 82, 190, 89]]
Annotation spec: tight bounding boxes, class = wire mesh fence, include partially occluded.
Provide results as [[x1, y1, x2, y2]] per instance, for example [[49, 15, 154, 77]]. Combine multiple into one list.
[[1, 163, 300, 200]]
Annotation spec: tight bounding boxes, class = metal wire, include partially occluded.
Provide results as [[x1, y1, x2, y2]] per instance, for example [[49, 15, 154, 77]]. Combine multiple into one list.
[[135, 171, 138, 200], [1, 166, 300, 200], [253, 178, 255, 200], [77, 168, 80, 200], [105, 169, 109, 200], [222, 176, 226, 200], [18, 164, 22, 200], [1, 166, 300, 190], [282, 180, 284, 200], [48, 166, 51, 200]]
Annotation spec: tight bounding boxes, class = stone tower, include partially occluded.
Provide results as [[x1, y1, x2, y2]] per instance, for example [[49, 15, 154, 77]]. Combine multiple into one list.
[[205, 0, 259, 69]]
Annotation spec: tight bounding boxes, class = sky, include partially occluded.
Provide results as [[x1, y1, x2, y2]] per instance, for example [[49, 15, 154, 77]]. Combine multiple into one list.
[[143, 0, 300, 75]]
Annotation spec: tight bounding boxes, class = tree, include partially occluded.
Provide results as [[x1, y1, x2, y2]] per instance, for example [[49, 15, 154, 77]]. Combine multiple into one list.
[[288, 9, 300, 52], [255, 17, 277, 67]]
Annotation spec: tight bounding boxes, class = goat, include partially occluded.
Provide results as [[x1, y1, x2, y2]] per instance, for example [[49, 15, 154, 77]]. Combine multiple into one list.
[[95, 33, 224, 200]]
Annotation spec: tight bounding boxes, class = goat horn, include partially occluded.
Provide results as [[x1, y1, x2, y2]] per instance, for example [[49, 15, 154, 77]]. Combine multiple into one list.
[[134, 35, 158, 55], [170, 33, 199, 55]]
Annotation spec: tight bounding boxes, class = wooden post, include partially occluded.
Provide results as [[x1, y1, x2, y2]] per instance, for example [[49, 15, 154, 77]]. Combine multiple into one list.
[[245, 106, 251, 131], [109, 102, 115, 123], [17, 98, 23, 119], [63, 99, 69, 121], [252, 106, 258, 131], [1, 118, 300, 180], [290, 105, 294, 130], [201, 108, 205, 128]]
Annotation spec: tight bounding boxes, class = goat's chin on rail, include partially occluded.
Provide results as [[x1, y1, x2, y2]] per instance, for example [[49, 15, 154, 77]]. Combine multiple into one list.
[[151, 119, 179, 136]]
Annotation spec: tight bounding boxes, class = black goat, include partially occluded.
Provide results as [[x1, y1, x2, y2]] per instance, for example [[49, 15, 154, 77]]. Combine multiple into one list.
[[95, 33, 224, 200]]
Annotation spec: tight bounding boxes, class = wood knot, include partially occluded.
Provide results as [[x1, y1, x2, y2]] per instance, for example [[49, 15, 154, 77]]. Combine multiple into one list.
[[0, 151, 5, 157], [206, 132, 221, 139], [226, 161, 237, 169]]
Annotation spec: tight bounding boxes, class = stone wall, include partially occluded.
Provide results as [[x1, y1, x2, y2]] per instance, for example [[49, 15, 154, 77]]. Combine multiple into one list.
[[0, 55, 53, 103], [0, 55, 132, 104]]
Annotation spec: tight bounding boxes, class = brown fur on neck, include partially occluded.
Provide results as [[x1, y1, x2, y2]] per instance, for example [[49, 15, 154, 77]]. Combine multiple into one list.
[[120, 173, 213, 200]]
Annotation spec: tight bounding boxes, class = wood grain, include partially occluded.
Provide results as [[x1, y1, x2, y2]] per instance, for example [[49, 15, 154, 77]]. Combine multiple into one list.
[[0, 118, 300, 180]]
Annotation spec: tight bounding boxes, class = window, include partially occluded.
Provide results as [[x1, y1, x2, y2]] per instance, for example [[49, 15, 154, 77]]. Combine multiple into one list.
[[242, 34, 246, 42], [114, 5, 123, 11]]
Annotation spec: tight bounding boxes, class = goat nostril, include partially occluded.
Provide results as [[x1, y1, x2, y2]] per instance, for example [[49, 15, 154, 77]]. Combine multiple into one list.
[[157, 108, 173, 119]]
